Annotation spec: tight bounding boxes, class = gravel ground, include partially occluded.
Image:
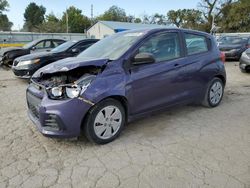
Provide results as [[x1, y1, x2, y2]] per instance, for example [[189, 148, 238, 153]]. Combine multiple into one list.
[[0, 62, 249, 188]]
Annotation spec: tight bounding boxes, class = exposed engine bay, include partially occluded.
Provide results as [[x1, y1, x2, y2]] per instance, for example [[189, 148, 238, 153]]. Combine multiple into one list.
[[32, 66, 101, 88], [31, 66, 102, 100]]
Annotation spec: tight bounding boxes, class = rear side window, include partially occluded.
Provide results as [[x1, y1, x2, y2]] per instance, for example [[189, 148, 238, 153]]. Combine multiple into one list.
[[185, 33, 208, 55]]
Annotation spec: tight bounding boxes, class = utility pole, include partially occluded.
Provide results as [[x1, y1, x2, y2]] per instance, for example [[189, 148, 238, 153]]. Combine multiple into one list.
[[66, 8, 69, 33], [91, 4, 94, 25]]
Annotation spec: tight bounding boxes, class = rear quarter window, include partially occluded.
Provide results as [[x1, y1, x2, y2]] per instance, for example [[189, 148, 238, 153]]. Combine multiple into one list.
[[185, 33, 209, 55]]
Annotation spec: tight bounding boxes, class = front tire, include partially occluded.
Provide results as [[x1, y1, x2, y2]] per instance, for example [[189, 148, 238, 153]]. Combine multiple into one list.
[[84, 98, 125, 144], [202, 78, 224, 108]]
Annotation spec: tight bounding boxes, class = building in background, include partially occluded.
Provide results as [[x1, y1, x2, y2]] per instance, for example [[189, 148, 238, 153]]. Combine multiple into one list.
[[87, 21, 170, 39]]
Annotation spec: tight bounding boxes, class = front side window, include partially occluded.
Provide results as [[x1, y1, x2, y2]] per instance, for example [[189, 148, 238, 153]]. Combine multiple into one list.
[[185, 33, 208, 55], [53, 40, 65, 46], [138, 32, 181, 62], [51, 41, 78, 53], [76, 43, 95, 51], [34, 41, 44, 49]]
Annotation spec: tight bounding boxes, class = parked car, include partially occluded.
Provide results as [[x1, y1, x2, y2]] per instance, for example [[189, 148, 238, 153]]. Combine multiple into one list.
[[0, 38, 66, 67], [218, 36, 250, 60], [26, 28, 226, 144], [239, 48, 250, 72], [12, 39, 99, 78]]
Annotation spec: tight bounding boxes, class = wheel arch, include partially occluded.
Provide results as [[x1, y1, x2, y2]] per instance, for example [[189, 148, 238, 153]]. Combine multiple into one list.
[[80, 95, 129, 131], [214, 74, 226, 86]]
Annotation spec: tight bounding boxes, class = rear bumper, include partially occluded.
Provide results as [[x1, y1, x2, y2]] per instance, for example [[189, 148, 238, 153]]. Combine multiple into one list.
[[26, 84, 93, 138]]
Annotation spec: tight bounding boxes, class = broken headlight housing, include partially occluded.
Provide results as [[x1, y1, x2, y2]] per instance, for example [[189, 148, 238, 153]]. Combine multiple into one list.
[[47, 74, 95, 99]]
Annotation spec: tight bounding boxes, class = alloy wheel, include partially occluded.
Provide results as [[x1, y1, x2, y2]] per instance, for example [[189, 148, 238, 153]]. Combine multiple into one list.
[[209, 81, 223, 105], [94, 106, 122, 140]]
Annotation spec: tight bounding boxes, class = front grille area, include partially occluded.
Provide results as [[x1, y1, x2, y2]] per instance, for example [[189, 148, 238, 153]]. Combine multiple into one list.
[[27, 91, 42, 120]]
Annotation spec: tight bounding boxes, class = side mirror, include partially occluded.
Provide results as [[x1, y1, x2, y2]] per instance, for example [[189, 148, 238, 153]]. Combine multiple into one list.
[[133, 53, 155, 65], [31, 46, 36, 51], [71, 48, 80, 53]]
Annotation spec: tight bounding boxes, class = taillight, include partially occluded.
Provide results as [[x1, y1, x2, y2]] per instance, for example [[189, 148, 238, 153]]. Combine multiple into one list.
[[220, 52, 226, 64]]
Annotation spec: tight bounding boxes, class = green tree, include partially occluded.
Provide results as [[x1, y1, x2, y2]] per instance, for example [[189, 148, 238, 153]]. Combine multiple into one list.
[[167, 10, 184, 27], [167, 9, 203, 30], [141, 13, 167, 25], [0, 14, 12, 31], [23, 2, 46, 31], [61, 6, 90, 33], [151, 13, 167, 25], [134, 18, 142, 23], [97, 6, 127, 22], [38, 13, 65, 33], [0, 0, 12, 31], [0, 0, 8, 13], [218, 0, 250, 32]]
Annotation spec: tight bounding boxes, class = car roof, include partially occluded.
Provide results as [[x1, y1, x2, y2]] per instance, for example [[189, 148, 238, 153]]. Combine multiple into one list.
[[32, 38, 66, 43], [68, 39, 99, 43], [121, 28, 212, 38]]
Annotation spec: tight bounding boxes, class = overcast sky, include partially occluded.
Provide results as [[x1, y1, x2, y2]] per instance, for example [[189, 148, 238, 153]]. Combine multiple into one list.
[[6, 0, 200, 30]]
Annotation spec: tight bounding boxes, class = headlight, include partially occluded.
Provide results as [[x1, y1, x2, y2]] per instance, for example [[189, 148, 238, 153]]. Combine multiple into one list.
[[51, 87, 63, 97], [48, 74, 95, 99], [65, 85, 81, 98], [17, 59, 40, 67]]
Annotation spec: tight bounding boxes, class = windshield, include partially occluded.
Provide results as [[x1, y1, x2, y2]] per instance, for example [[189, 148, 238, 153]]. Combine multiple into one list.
[[23, 40, 39, 49], [51, 41, 77, 53], [78, 31, 146, 60], [219, 37, 247, 45]]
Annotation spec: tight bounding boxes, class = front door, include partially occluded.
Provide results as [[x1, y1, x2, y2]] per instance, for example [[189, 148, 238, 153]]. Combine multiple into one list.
[[128, 31, 189, 115]]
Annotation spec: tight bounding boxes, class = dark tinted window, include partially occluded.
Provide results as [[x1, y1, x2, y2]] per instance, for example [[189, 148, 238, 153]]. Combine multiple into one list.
[[51, 41, 78, 53], [138, 32, 181, 62], [75, 42, 96, 52], [53, 40, 65, 46], [185, 33, 208, 55]]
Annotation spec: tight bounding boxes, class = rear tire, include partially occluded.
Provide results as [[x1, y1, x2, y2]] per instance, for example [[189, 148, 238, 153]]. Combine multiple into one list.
[[202, 78, 224, 108], [84, 98, 125, 144]]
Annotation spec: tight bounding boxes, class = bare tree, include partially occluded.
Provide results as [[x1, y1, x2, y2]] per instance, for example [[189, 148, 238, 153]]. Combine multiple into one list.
[[198, 0, 233, 31]]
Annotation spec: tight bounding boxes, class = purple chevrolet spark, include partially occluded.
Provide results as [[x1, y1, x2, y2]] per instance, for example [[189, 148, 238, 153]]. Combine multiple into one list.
[[26, 28, 226, 144]]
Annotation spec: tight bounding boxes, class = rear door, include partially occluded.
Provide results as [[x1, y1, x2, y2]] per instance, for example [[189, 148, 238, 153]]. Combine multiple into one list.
[[182, 32, 212, 97]]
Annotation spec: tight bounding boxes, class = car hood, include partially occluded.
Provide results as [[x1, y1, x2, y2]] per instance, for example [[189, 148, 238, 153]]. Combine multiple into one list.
[[15, 51, 54, 61], [32, 57, 109, 78], [0, 47, 23, 56]]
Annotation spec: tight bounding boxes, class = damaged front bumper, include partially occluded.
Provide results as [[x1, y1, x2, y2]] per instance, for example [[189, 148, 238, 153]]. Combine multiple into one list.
[[27, 83, 94, 138]]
